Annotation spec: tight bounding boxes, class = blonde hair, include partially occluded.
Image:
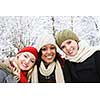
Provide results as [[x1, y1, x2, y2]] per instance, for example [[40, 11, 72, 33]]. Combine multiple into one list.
[[11, 53, 35, 82]]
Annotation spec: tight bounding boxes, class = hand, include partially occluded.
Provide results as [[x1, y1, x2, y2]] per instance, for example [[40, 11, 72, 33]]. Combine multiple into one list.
[[12, 67, 20, 77], [14, 75, 20, 82]]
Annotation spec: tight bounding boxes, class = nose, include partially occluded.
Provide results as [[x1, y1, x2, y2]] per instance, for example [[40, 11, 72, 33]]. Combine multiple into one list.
[[25, 58, 30, 64], [47, 48, 51, 53], [65, 45, 70, 50]]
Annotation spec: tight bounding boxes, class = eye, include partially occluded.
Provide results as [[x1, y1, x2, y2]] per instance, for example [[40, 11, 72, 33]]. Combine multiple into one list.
[[60, 45, 65, 49], [30, 60, 35, 63], [67, 41, 71, 44], [41, 47, 47, 51], [24, 55, 28, 58], [50, 46, 55, 50]]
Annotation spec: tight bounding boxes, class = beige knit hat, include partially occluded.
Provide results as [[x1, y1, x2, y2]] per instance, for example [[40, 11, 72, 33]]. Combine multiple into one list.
[[55, 29, 80, 47], [35, 33, 57, 52]]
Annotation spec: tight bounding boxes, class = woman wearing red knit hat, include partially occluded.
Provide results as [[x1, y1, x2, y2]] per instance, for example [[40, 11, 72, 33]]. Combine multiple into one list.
[[0, 46, 38, 83]]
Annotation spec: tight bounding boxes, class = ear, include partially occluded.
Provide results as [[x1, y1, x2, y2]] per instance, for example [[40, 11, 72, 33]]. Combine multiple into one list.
[[16, 54, 21, 59], [17, 55, 19, 59]]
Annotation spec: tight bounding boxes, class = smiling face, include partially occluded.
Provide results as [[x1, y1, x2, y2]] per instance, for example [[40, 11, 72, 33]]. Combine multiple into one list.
[[41, 44, 56, 64], [60, 39, 79, 57], [16, 52, 36, 71]]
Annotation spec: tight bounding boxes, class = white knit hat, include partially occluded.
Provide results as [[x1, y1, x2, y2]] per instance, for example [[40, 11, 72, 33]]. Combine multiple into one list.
[[35, 34, 57, 52]]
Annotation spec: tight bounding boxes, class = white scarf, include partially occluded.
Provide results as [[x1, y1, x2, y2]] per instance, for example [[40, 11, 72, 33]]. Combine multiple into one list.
[[65, 40, 100, 63], [31, 65, 38, 83], [32, 60, 65, 83]]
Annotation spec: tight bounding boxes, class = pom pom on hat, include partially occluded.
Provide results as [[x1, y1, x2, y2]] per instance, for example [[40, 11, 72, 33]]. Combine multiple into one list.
[[55, 29, 80, 47], [36, 34, 57, 52], [17, 46, 38, 60]]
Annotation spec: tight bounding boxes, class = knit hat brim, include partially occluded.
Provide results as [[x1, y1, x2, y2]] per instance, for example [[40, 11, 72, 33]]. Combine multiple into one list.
[[17, 46, 38, 60], [55, 29, 79, 47], [36, 34, 57, 52]]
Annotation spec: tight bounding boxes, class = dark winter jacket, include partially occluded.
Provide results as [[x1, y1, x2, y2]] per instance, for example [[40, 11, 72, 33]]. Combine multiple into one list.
[[63, 60, 72, 83], [38, 67, 56, 83], [64, 51, 100, 83]]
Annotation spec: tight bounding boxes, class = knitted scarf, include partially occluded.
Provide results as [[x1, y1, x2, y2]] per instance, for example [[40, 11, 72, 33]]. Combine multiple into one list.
[[19, 71, 28, 83], [65, 40, 100, 63], [32, 60, 65, 83]]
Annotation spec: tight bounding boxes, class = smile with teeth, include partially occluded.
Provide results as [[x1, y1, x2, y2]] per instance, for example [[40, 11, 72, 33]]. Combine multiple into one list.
[[68, 50, 73, 53], [21, 63, 28, 68], [68, 48, 74, 54], [45, 55, 53, 59]]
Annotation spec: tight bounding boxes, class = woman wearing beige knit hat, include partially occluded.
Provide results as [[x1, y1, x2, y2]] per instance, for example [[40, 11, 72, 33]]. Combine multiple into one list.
[[35, 33, 71, 83], [55, 29, 100, 82]]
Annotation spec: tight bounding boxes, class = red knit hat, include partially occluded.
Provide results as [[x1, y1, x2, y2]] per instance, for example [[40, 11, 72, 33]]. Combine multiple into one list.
[[17, 46, 38, 60]]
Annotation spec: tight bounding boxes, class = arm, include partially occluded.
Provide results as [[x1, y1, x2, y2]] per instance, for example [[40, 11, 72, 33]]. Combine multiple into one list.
[[0, 69, 18, 83], [0, 69, 8, 83], [63, 60, 72, 83], [94, 51, 100, 77]]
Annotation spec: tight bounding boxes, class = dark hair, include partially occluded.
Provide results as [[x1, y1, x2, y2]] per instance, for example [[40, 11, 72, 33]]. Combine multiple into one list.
[[36, 49, 65, 68]]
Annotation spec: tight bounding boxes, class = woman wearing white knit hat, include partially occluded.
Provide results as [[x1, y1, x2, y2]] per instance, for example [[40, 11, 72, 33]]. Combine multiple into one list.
[[35, 33, 71, 83]]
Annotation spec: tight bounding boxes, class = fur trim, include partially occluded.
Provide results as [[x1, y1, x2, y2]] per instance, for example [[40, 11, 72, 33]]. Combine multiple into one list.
[[0, 58, 13, 74]]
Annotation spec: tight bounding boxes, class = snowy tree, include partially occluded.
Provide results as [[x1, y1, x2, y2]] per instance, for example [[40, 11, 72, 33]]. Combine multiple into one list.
[[0, 16, 100, 58]]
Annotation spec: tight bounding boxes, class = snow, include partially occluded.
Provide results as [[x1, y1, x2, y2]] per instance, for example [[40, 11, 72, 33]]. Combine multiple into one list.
[[0, 16, 100, 58]]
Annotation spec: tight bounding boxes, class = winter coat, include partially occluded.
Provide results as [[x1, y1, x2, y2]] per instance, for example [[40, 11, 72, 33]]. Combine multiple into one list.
[[64, 51, 100, 83], [37, 64, 72, 83], [0, 59, 18, 83], [63, 60, 72, 83], [37, 60, 65, 83], [38, 67, 56, 83]]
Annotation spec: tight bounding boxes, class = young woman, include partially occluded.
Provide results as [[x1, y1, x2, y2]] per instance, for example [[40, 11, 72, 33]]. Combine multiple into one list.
[[55, 29, 100, 82], [0, 46, 38, 83], [35, 34, 71, 83]]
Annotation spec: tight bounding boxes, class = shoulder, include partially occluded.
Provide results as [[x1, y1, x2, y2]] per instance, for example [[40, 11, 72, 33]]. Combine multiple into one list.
[[0, 68, 18, 83], [56, 52, 65, 67], [93, 51, 100, 58], [0, 68, 8, 75], [0, 68, 9, 82], [0, 58, 11, 79], [64, 59, 73, 65], [0, 58, 13, 74], [93, 51, 100, 62], [0, 58, 10, 68], [94, 51, 100, 55]]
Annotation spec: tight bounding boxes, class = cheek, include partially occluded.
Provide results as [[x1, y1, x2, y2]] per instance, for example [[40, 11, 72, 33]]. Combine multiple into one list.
[[74, 44, 79, 51], [16, 57, 21, 65], [41, 55, 45, 61], [28, 64, 33, 69], [74, 48, 78, 54], [41, 51, 45, 58], [17, 57, 25, 66], [62, 48, 67, 53], [53, 51, 56, 58], [30, 61, 36, 67]]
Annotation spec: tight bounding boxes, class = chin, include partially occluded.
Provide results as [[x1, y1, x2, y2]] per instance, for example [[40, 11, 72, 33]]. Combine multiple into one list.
[[20, 67, 27, 71], [47, 61, 54, 64]]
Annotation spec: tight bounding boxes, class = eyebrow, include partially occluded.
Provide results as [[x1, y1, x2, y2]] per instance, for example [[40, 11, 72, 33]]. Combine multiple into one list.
[[25, 53, 35, 60]]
